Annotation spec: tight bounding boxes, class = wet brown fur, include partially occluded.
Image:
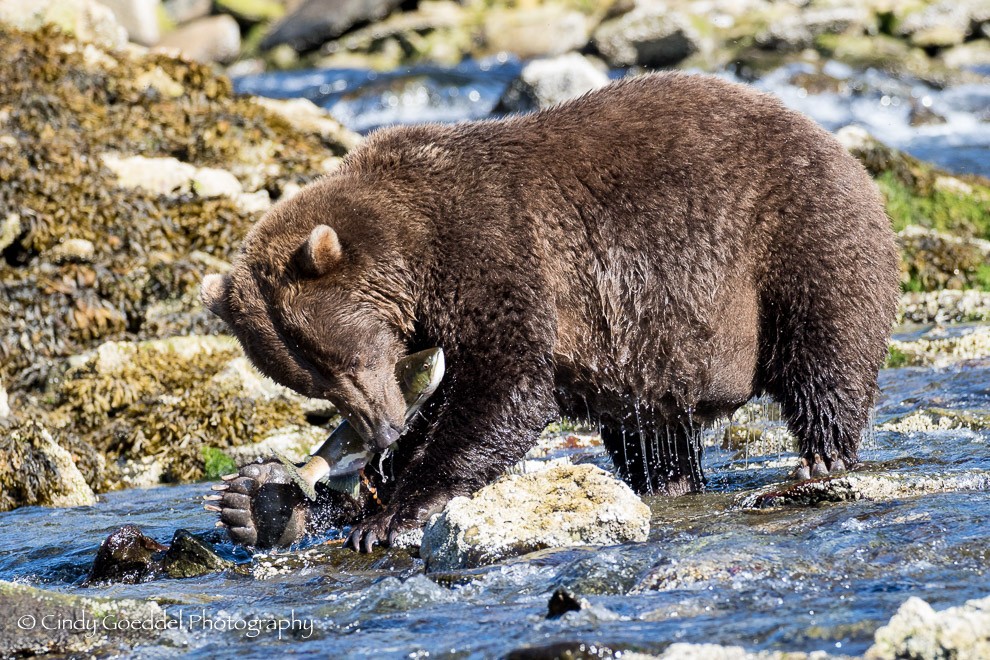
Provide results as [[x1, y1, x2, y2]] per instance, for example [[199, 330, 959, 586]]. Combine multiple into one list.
[[205, 72, 900, 544]]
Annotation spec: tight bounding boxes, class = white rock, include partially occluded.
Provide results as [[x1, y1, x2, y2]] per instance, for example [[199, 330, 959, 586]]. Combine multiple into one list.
[[192, 167, 243, 198], [0, 212, 21, 252], [101, 153, 197, 196], [99, 0, 161, 45], [0, 379, 9, 418], [156, 14, 241, 64], [254, 97, 361, 150], [27, 426, 97, 508], [518, 53, 610, 109], [866, 595, 990, 660], [48, 238, 96, 264], [0, 0, 128, 49], [483, 6, 591, 59], [420, 463, 650, 571]]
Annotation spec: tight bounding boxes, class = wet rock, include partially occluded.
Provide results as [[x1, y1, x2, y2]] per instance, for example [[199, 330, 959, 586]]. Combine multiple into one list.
[[547, 587, 587, 619], [888, 324, 990, 367], [0, 420, 97, 512], [497, 53, 609, 113], [593, 3, 701, 67], [88, 524, 168, 583], [0, 0, 128, 48], [100, 0, 161, 45], [736, 470, 990, 510], [162, 529, 234, 578], [866, 595, 990, 660], [908, 100, 947, 127], [482, 5, 591, 59], [156, 15, 241, 64], [259, 0, 403, 53], [879, 408, 990, 433], [420, 464, 650, 572], [898, 290, 990, 324], [0, 580, 169, 656]]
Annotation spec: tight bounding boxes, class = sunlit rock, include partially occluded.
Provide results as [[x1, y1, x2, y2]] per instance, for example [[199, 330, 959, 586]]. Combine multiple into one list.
[[867, 595, 990, 660], [420, 463, 650, 571]]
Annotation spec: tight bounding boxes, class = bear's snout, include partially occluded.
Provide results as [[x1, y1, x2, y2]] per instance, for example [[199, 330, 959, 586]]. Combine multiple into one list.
[[371, 419, 403, 451]]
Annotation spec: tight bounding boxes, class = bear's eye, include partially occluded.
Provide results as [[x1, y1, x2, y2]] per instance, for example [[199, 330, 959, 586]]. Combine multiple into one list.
[[347, 355, 360, 373]]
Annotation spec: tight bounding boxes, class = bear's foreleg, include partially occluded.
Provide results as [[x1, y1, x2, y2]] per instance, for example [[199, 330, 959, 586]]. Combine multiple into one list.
[[345, 357, 559, 552]]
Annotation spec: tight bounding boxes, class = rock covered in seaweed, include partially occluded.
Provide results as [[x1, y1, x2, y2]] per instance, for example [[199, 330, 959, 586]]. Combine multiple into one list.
[[56, 335, 327, 486], [420, 464, 650, 571], [0, 420, 97, 512], [0, 25, 358, 399]]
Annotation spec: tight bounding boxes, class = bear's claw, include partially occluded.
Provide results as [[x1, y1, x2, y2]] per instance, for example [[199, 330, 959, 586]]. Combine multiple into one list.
[[791, 454, 848, 481]]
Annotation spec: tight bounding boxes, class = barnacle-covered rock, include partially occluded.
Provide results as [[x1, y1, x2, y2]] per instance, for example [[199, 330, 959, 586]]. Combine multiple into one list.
[[0, 420, 97, 512], [0, 25, 358, 395], [420, 464, 650, 571], [57, 335, 325, 485]]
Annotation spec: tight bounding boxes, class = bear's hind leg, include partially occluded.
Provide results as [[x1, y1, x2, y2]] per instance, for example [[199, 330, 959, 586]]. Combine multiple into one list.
[[602, 423, 704, 496], [766, 304, 886, 480]]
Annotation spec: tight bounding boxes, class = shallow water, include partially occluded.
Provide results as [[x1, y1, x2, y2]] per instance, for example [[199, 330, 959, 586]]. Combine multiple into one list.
[[2, 325, 988, 657], [232, 59, 990, 177]]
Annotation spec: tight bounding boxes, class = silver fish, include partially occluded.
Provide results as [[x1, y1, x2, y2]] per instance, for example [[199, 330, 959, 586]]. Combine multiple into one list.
[[273, 348, 445, 500]]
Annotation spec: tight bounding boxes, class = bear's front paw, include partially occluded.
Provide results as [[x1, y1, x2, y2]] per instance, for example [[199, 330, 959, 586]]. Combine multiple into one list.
[[206, 460, 309, 549], [345, 504, 422, 553]]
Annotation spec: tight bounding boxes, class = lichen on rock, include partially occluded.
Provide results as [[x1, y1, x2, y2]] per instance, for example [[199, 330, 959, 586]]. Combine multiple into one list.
[[420, 463, 651, 571]]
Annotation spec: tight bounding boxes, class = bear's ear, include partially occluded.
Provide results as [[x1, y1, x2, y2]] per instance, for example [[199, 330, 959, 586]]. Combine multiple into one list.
[[295, 224, 342, 277], [200, 273, 232, 322]]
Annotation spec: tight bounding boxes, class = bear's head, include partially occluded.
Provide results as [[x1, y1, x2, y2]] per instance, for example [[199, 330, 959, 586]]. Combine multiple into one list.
[[199, 183, 413, 451]]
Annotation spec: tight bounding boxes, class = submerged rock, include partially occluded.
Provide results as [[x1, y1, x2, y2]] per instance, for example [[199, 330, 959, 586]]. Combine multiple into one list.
[[866, 595, 990, 660], [0, 421, 97, 512], [0, 580, 170, 656], [736, 470, 990, 509], [420, 464, 650, 571]]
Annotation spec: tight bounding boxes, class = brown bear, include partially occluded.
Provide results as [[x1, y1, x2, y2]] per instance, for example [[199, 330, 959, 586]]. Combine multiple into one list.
[[201, 72, 899, 551]]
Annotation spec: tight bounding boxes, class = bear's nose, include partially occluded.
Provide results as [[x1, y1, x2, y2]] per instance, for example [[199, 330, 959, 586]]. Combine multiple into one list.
[[371, 420, 403, 452]]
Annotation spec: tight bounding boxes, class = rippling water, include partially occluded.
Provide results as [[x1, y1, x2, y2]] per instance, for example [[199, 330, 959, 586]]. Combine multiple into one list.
[[2, 325, 988, 657], [233, 59, 990, 177]]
